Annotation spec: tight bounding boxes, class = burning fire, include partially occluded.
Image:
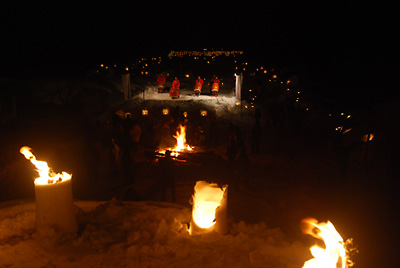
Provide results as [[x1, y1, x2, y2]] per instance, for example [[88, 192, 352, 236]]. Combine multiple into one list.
[[301, 218, 354, 268], [173, 124, 192, 152], [20, 146, 71, 185], [190, 181, 227, 230], [158, 124, 192, 157]]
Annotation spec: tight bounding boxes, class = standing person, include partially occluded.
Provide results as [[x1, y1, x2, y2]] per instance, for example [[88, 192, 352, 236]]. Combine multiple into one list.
[[158, 150, 176, 202], [211, 76, 220, 96], [130, 120, 142, 153], [194, 76, 203, 96], [157, 73, 166, 93], [170, 77, 180, 99], [172, 77, 180, 89]]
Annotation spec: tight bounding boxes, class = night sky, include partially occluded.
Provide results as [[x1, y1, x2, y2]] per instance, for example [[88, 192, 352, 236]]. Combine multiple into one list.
[[1, 2, 399, 105]]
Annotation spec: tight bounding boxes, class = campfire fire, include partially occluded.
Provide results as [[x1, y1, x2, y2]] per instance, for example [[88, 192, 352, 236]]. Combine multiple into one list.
[[190, 181, 228, 235], [301, 218, 355, 268], [158, 124, 192, 157], [20, 146, 71, 185]]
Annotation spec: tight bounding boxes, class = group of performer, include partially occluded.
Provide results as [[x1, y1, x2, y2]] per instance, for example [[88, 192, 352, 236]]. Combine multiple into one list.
[[156, 74, 220, 99]]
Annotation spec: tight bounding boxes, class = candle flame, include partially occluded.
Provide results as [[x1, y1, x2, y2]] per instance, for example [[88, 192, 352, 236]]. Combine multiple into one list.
[[20, 146, 71, 185]]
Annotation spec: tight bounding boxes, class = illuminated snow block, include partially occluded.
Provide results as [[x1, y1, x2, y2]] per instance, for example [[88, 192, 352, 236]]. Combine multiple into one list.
[[35, 179, 77, 236], [190, 181, 228, 235]]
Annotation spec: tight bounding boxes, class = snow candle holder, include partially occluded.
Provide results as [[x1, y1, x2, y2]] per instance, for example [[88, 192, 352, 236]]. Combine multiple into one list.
[[20, 146, 77, 236], [189, 180, 228, 235]]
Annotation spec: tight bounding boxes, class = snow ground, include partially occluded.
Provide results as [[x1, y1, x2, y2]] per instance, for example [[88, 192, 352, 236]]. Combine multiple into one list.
[[0, 200, 308, 268]]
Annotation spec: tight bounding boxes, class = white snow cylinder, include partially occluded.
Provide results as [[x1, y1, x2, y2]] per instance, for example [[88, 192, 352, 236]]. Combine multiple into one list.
[[35, 179, 77, 235], [190, 181, 228, 235]]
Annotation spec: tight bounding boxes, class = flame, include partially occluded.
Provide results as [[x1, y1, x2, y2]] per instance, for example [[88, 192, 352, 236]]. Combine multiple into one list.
[[20, 146, 71, 185], [301, 218, 352, 268], [173, 124, 192, 151], [156, 124, 192, 157], [191, 181, 227, 229]]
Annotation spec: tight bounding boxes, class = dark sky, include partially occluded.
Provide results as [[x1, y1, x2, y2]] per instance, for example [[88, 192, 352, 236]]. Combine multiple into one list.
[[1, 1, 399, 103]]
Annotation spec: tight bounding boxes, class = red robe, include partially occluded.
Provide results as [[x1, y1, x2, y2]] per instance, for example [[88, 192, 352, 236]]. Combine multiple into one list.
[[172, 79, 180, 88]]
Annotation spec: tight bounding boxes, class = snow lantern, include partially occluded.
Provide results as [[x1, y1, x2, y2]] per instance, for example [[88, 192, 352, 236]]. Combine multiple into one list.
[[189, 181, 228, 235], [20, 146, 77, 236]]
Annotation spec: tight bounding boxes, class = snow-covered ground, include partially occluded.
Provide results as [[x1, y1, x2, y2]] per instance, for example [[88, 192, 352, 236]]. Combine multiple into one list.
[[0, 200, 308, 268]]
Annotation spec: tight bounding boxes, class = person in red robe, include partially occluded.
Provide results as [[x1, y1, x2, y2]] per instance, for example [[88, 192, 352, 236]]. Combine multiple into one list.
[[157, 74, 166, 93], [170, 77, 180, 99], [211, 76, 220, 96], [172, 77, 180, 89], [194, 76, 203, 96]]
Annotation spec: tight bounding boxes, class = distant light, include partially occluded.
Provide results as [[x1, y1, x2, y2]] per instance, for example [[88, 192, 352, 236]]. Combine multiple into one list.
[[341, 113, 344, 116], [183, 112, 188, 118], [185, 74, 190, 78], [142, 109, 149, 116], [272, 74, 277, 79], [347, 115, 351, 119], [342, 128, 352, 134], [201, 110, 207, 116], [362, 133, 374, 142], [100, 64, 104, 68], [163, 108, 169, 115], [125, 67, 129, 71]]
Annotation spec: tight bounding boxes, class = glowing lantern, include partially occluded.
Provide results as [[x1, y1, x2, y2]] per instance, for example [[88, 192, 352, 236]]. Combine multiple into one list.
[[163, 108, 169, 115], [301, 218, 353, 268], [142, 109, 149, 116], [200, 110, 207, 117], [20, 146, 77, 236], [190, 181, 228, 235], [272, 74, 277, 79]]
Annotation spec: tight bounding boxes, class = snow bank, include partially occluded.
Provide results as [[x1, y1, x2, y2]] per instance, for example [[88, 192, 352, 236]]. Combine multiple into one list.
[[0, 200, 308, 267]]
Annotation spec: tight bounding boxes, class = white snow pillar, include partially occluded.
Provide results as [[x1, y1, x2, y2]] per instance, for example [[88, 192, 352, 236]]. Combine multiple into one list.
[[35, 179, 77, 236], [122, 73, 131, 100], [235, 73, 243, 100]]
